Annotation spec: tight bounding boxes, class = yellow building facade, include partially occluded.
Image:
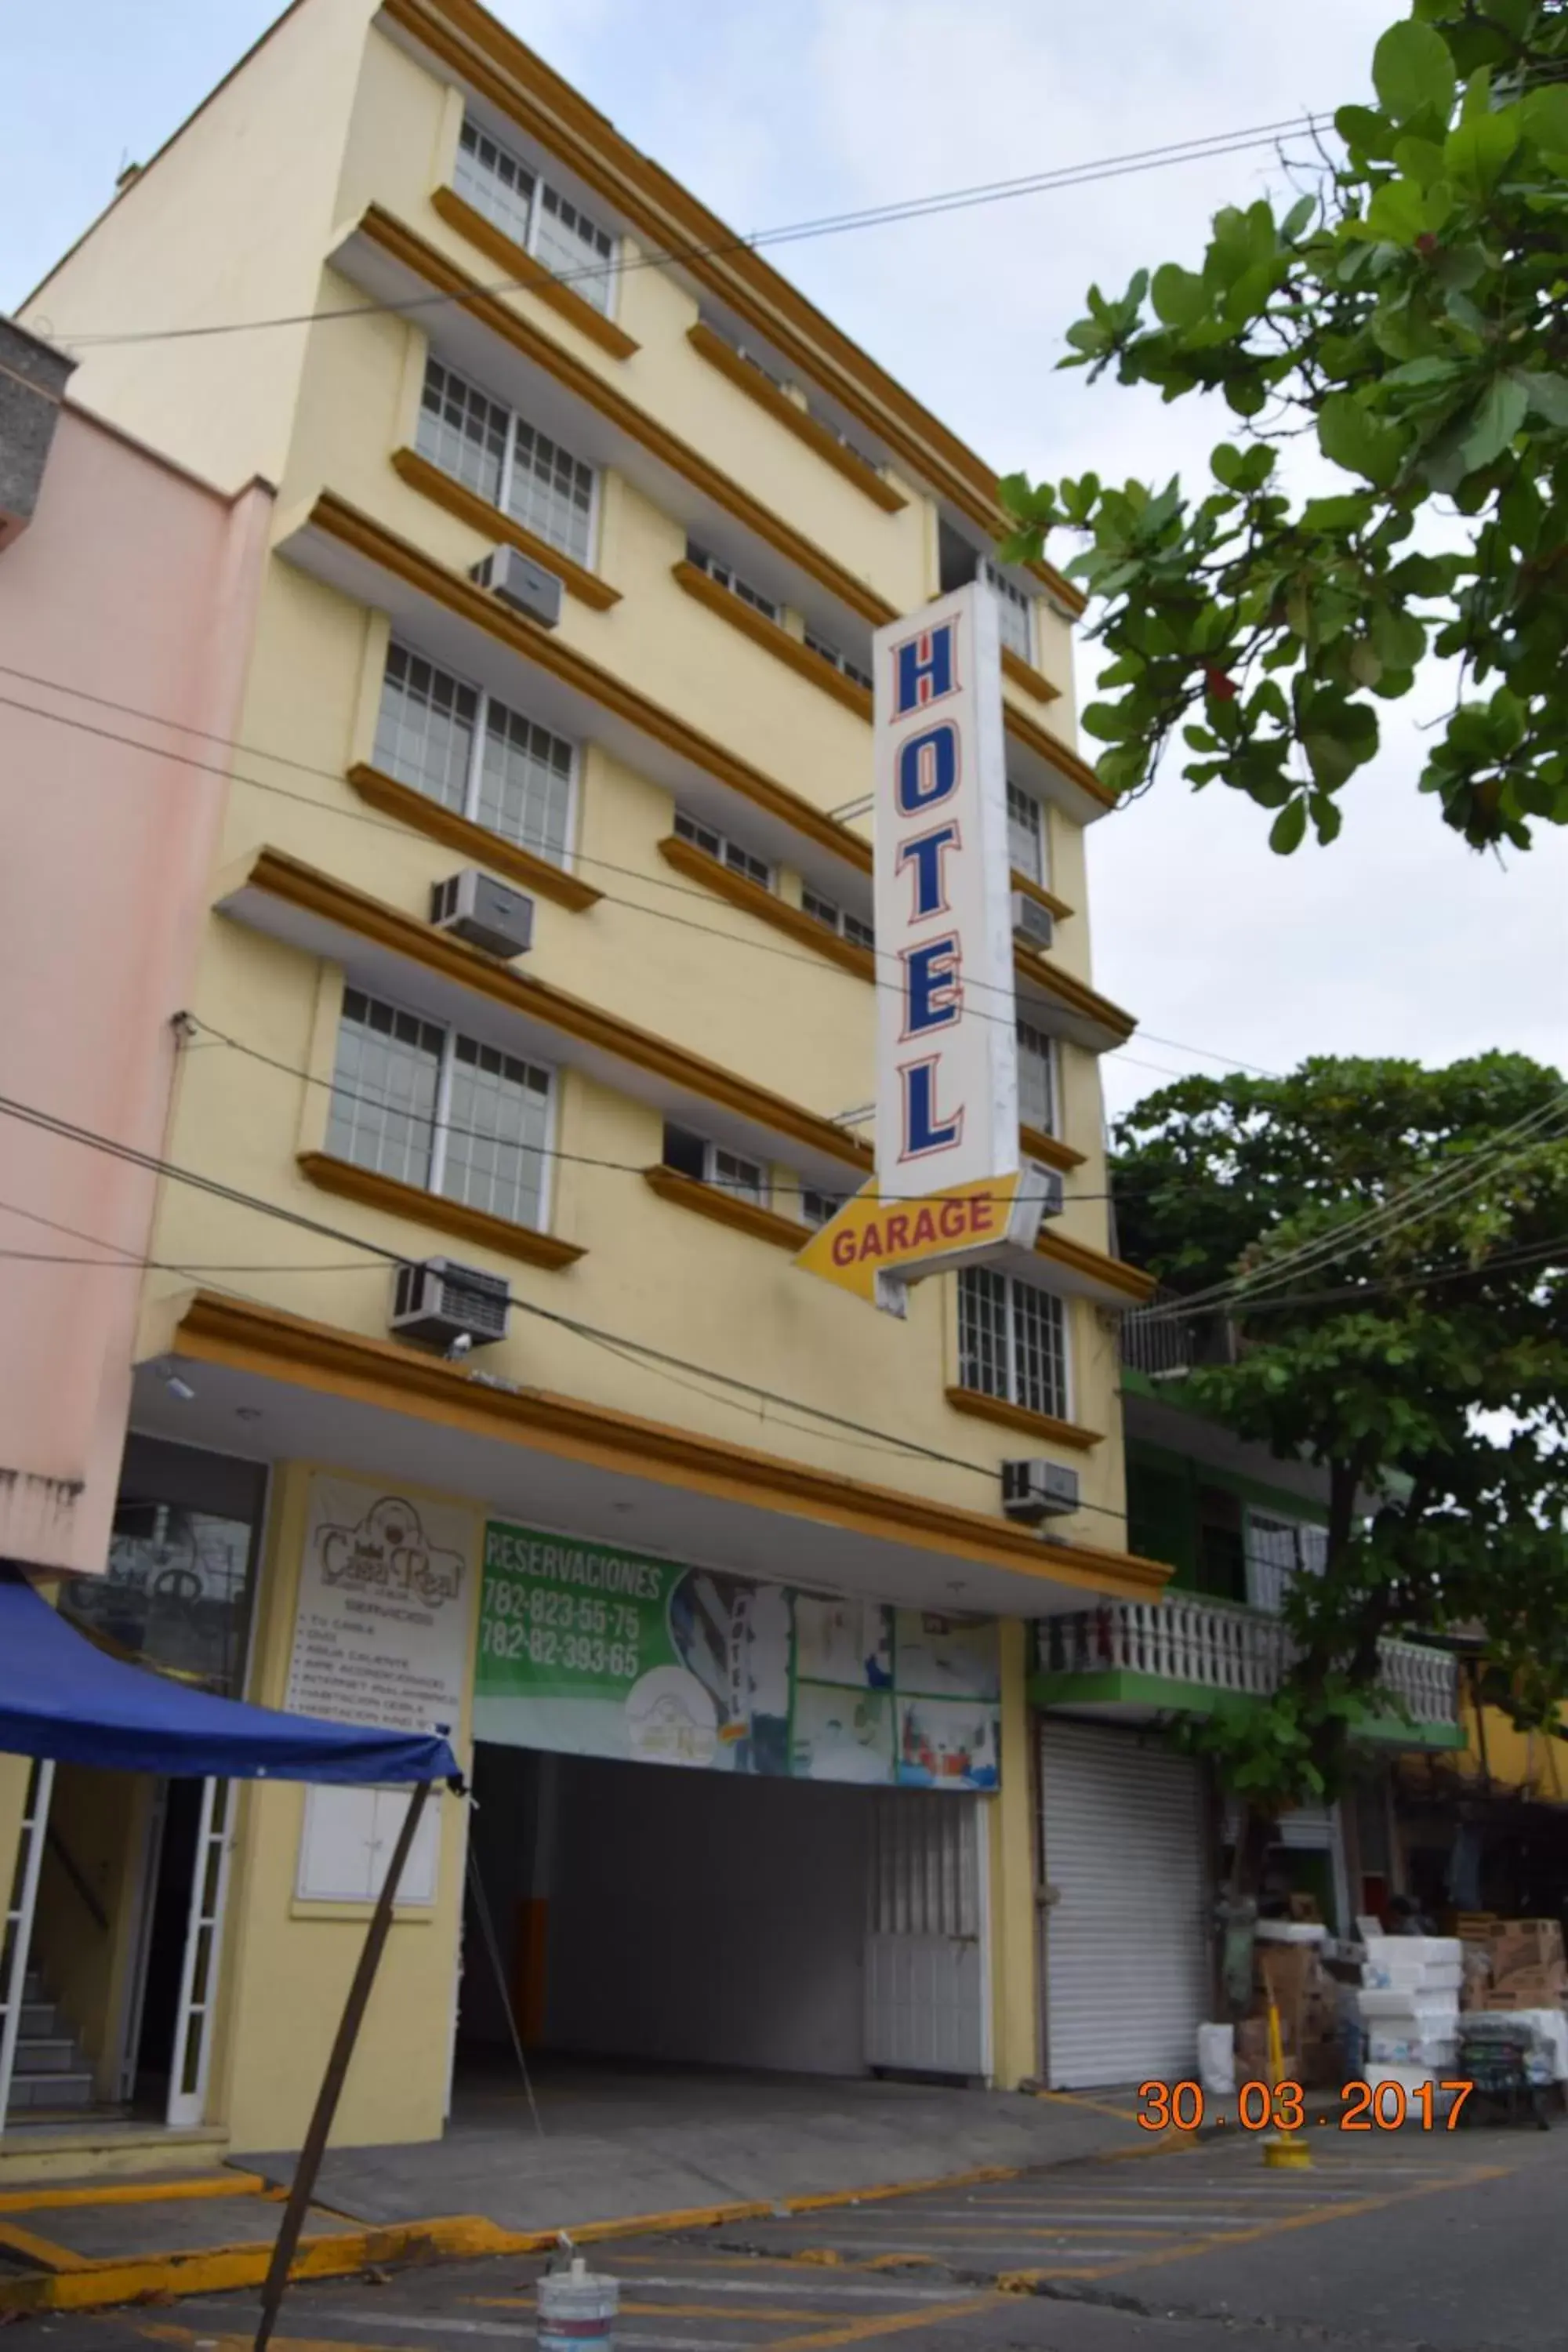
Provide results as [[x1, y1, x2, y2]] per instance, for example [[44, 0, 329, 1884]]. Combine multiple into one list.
[[7, 0, 1166, 2157]]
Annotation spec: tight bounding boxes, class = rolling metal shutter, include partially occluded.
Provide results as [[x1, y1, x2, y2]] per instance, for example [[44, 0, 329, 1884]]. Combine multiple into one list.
[[1040, 1720, 1212, 2089]]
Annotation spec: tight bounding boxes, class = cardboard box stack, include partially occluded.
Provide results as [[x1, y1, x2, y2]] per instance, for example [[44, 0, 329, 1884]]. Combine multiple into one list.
[[1358, 1936, 1462, 2092], [1479, 1919, 1566, 2011], [1251, 1926, 1338, 2086]]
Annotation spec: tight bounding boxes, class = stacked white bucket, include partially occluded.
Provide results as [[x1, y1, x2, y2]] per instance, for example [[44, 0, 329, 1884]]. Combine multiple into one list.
[[1358, 1935, 1462, 2102]]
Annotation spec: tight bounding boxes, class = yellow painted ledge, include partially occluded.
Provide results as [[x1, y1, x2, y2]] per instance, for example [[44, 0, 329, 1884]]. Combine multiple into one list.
[[307, 488, 876, 878], [1036, 1225, 1157, 1304], [657, 835, 874, 981], [945, 1386, 1105, 1454], [686, 321, 909, 514], [672, 560, 873, 719], [347, 761, 603, 912], [356, 205, 895, 630], [230, 843, 874, 1176], [642, 1163, 807, 1252], [1011, 869, 1075, 925], [390, 445, 622, 611], [378, 0, 1084, 611], [297, 1152, 586, 1271], [168, 1290, 1171, 1597], [430, 183, 640, 361], [1003, 646, 1062, 705]]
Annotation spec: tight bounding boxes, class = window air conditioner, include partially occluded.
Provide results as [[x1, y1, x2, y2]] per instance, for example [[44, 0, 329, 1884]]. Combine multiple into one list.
[[390, 1259, 510, 1350], [1011, 891, 1054, 953], [1000, 1458, 1080, 1523], [471, 544, 564, 628], [430, 869, 535, 960], [1025, 1163, 1065, 1220]]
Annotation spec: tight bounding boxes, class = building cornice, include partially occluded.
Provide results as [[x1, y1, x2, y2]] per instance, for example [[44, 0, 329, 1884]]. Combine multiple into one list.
[[347, 761, 603, 909], [671, 560, 872, 717], [641, 1164, 806, 1253], [172, 1287, 1166, 1592], [231, 845, 876, 1175], [944, 1386, 1105, 1453], [1036, 1226, 1157, 1303], [684, 322, 909, 514], [376, 0, 1085, 613], [429, 183, 640, 361], [299, 1151, 585, 1269], [391, 447, 621, 611]]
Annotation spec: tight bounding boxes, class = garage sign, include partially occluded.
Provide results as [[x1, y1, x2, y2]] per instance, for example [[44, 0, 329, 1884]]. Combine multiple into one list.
[[798, 582, 1042, 1309]]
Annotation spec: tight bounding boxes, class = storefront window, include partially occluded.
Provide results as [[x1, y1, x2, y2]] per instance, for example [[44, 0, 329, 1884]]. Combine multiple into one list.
[[57, 1437, 267, 1698]]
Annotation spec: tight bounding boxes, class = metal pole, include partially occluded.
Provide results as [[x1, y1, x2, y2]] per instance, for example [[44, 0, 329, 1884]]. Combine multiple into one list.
[[253, 1779, 433, 2352]]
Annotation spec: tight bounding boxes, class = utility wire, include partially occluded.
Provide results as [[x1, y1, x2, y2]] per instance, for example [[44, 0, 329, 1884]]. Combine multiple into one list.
[[56, 114, 1330, 350], [0, 666, 1265, 1077], [0, 1085, 1138, 1522], [1135, 1094, 1568, 1323]]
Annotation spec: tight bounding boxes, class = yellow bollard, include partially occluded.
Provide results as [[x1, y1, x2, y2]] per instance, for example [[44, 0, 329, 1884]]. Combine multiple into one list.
[[1260, 1969, 1312, 2171]]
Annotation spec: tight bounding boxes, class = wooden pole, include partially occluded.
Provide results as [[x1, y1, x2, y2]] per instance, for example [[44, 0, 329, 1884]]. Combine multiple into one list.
[[253, 1779, 434, 2352]]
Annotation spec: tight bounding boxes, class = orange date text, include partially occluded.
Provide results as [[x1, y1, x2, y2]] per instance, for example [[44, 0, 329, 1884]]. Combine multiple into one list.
[[1137, 2078, 1473, 2132]]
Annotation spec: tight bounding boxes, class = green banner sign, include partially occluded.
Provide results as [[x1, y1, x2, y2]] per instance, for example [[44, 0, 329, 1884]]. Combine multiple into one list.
[[474, 1519, 1000, 1790]]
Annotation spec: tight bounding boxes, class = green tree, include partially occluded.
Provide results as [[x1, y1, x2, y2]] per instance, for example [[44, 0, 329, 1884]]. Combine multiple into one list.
[[1001, 2, 1568, 852], [1112, 1053, 1568, 1890]]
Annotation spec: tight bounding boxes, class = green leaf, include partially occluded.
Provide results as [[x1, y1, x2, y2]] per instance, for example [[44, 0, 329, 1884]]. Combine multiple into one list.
[[1311, 793, 1345, 844], [1080, 701, 1136, 743], [1282, 193, 1316, 240], [1318, 393, 1404, 488], [1461, 373, 1530, 473], [1370, 607, 1427, 670], [1519, 371, 1568, 430], [1373, 19, 1457, 126], [1301, 493, 1375, 531], [1150, 263, 1207, 328], [1522, 85, 1568, 154], [1393, 134, 1447, 188], [1443, 109, 1519, 194], [1269, 798, 1308, 855], [1335, 103, 1399, 158]]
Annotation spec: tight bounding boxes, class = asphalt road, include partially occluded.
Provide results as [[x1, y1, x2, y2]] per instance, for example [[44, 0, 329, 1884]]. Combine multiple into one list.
[[20, 2117, 1568, 2352]]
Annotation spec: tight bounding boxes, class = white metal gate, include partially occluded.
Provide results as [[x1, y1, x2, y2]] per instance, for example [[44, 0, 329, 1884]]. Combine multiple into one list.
[[165, 1778, 236, 2129], [1040, 1722, 1210, 2089], [0, 1759, 54, 2134], [864, 1793, 990, 2078]]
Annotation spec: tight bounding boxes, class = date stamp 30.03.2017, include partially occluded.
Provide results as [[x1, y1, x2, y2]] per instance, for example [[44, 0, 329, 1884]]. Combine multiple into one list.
[[1138, 2078, 1475, 2132]]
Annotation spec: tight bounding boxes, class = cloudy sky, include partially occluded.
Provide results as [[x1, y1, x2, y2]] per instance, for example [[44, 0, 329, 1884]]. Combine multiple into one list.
[[5, 0, 1564, 1118]]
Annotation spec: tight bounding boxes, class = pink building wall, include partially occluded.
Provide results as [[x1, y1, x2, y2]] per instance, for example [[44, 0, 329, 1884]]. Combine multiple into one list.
[[0, 401, 271, 1576]]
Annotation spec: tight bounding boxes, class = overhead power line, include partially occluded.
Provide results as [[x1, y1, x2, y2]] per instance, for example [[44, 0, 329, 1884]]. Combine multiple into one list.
[[0, 663, 1273, 1081], [56, 114, 1330, 350]]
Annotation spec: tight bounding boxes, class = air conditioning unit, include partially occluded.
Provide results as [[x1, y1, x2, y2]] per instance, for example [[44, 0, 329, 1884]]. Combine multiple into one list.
[[430, 869, 535, 960], [390, 1259, 510, 1350], [471, 545, 563, 628], [1011, 891, 1054, 953], [1000, 1458, 1080, 1523], [1025, 1163, 1065, 1220]]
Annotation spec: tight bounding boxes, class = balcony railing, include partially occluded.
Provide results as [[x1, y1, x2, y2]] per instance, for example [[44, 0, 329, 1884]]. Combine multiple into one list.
[[1119, 1285, 1236, 1381], [1036, 1596, 1459, 1726]]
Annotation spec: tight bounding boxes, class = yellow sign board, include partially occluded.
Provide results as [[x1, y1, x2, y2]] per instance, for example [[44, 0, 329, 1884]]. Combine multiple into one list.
[[795, 1169, 1042, 1310]]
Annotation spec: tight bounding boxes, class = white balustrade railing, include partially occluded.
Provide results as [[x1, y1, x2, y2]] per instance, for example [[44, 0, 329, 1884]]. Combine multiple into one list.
[[1039, 1598, 1458, 1723]]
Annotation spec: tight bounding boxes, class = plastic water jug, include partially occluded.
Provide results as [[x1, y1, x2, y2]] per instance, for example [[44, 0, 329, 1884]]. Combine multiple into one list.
[[537, 2256, 618, 2348]]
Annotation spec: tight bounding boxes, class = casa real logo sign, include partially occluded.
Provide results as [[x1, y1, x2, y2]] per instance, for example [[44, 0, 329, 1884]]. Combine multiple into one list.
[[797, 583, 1048, 1312]]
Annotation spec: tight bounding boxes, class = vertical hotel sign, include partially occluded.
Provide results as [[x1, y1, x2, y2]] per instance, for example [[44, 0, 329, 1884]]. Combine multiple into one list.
[[797, 583, 1044, 1308]]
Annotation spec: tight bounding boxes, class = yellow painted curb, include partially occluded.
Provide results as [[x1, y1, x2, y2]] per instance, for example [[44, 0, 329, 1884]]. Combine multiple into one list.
[[0, 2174, 268, 2215]]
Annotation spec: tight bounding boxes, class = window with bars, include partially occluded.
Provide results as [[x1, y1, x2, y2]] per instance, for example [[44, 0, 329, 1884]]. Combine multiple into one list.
[[455, 118, 617, 314], [326, 988, 553, 1230], [686, 539, 781, 622], [662, 1120, 768, 1207], [1244, 1511, 1329, 1616], [800, 1185, 847, 1229], [1006, 780, 1047, 884], [673, 806, 772, 891], [416, 356, 597, 568], [983, 559, 1035, 663], [1016, 1017, 1058, 1136], [375, 644, 575, 868], [800, 884, 874, 953], [804, 629, 873, 694], [957, 1265, 1069, 1422]]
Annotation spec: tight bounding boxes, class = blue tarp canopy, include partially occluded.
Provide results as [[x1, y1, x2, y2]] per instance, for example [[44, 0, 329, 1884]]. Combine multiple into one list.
[[0, 1569, 459, 1785]]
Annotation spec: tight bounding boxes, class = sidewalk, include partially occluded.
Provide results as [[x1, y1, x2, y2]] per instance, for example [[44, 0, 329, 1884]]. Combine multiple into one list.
[[0, 2062, 1160, 2315]]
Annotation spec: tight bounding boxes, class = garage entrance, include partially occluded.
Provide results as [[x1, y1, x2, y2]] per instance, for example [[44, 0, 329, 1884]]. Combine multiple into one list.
[[457, 1744, 990, 2084]]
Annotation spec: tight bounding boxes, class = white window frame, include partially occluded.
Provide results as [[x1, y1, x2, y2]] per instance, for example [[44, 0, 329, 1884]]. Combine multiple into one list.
[[376, 644, 579, 872], [328, 985, 558, 1236], [799, 1185, 847, 1229], [417, 355, 601, 572], [708, 1143, 769, 1206], [1016, 1016, 1059, 1138], [686, 539, 781, 624], [957, 1265, 1071, 1425], [673, 806, 773, 892], [984, 558, 1036, 665], [455, 117, 619, 318], [803, 628, 873, 694], [800, 884, 874, 953], [1244, 1509, 1329, 1617], [1006, 779, 1048, 887]]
